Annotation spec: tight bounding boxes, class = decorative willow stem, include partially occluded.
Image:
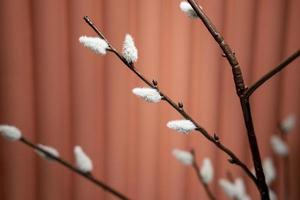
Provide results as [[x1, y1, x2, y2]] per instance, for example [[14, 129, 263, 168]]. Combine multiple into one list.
[[190, 150, 216, 200], [186, 0, 270, 199], [19, 137, 130, 200], [83, 16, 257, 187], [246, 49, 300, 98]]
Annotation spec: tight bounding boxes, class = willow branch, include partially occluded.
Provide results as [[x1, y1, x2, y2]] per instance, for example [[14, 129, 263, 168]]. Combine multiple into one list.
[[19, 137, 130, 200], [186, 0, 269, 199], [83, 16, 257, 186], [190, 150, 216, 200], [246, 49, 300, 97]]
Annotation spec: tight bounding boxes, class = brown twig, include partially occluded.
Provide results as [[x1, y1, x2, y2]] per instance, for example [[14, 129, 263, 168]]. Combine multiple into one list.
[[186, 0, 270, 199], [19, 137, 130, 200], [83, 16, 257, 187], [246, 49, 300, 98], [190, 150, 216, 200]]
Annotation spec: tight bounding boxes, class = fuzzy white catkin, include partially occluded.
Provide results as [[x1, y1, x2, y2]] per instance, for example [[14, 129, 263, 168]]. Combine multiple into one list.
[[36, 144, 60, 160], [79, 36, 109, 55], [167, 120, 196, 134], [172, 149, 193, 165], [234, 178, 248, 200], [270, 135, 289, 156], [219, 179, 237, 198], [0, 125, 22, 141], [280, 114, 296, 133], [122, 34, 138, 63], [200, 158, 214, 184], [263, 158, 276, 185], [269, 189, 277, 200], [219, 178, 250, 200], [74, 146, 93, 173], [179, 1, 198, 18], [132, 87, 162, 103]]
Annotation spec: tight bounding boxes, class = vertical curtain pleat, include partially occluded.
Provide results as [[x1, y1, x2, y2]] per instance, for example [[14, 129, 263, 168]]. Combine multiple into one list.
[[0, 0, 299, 200], [0, 0, 36, 200], [31, 1, 72, 200]]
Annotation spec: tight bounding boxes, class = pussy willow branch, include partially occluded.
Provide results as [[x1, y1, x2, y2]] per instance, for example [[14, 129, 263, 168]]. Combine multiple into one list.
[[186, 0, 270, 199], [190, 150, 216, 200], [19, 137, 130, 200], [246, 49, 300, 98], [83, 16, 257, 186]]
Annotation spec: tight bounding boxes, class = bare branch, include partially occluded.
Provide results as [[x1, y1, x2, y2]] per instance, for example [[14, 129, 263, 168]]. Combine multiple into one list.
[[245, 49, 300, 98], [83, 16, 257, 187], [186, 0, 270, 198], [20, 137, 130, 200]]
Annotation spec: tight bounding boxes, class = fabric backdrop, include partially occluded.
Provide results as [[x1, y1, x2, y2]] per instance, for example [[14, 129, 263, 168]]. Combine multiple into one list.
[[0, 0, 299, 199]]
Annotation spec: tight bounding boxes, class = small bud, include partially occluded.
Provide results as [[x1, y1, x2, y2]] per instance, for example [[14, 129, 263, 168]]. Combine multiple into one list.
[[74, 146, 93, 173], [172, 148, 194, 165], [213, 133, 219, 141], [0, 125, 22, 141], [132, 87, 162, 103], [167, 119, 196, 134], [152, 80, 158, 86], [178, 102, 184, 109]]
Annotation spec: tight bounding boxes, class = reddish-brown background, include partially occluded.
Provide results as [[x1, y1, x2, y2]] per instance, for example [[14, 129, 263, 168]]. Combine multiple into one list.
[[0, 0, 299, 199]]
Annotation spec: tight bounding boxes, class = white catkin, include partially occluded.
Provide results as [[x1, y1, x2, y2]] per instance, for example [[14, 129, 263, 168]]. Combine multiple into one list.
[[269, 189, 277, 200], [36, 144, 60, 160], [122, 34, 138, 63], [172, 149, 193, 165], [234, 178, 248, 200], [219, 179, 237, 198], [219, 178, 250, 200], [0, 125, 22, 141], [270, 135, 289, 156], [74, 146, 93, 173], [167, 120, 196, 134], [132, 87, 162, 103], [263, 158, 276, 185], [79, 36, 109, 55], [280, 114, 296, 133], [200, 158, 214, 184], [179, 1, 199, 18]]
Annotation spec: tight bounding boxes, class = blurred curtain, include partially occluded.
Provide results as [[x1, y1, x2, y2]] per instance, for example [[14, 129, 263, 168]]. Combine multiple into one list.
[[0, 0, 299, 199]]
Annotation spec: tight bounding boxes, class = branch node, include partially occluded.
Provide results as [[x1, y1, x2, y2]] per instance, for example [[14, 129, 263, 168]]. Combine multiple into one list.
[[213, 133, 219, 142], [152, 80, 158, 87], [178, 102, 184, 109], [228, 158, 236, 164]]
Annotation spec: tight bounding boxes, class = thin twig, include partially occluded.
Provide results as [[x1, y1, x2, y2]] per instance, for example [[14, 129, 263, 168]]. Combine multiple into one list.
[[246, 49, 300, 98], [83, 16, 257, 187], [19, 137, 130, 200], [190, 150, 216, 200], [186, 0, 270, 199]]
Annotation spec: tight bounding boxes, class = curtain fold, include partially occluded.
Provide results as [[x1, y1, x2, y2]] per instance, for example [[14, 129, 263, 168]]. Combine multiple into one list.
[[0, 0, 299, 200]]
